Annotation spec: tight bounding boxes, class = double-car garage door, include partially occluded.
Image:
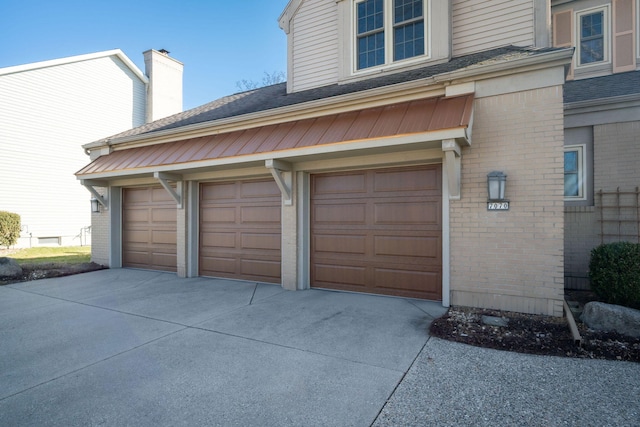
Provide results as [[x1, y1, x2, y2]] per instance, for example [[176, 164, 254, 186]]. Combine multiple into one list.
[[121, 165, 442, 300]]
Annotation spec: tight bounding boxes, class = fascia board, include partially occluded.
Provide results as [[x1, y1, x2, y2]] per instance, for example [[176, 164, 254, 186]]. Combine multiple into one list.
[[433, 49, 575, 85], [564, 94, 640, 112], [0, 49, 148, 83]]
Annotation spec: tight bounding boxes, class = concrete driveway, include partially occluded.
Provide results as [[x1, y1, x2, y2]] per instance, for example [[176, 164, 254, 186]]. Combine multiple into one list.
[[2, 269, 639, 426], [0, 269, 446, 426]]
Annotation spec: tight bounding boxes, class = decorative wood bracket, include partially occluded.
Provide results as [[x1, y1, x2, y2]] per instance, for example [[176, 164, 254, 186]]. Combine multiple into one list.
[[81, 179, 109, 210], [265, 159, 293, 206], [442, 139, 462, 199], [154, 172, 184, 209]]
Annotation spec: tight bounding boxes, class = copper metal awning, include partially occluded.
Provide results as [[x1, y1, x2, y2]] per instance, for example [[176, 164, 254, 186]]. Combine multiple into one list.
[[76, 94, 474, 178]]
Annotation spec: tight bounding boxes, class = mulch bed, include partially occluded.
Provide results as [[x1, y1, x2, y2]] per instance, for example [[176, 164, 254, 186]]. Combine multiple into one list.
[[0, 262, 106, 285], [429, 306, 640, 363]]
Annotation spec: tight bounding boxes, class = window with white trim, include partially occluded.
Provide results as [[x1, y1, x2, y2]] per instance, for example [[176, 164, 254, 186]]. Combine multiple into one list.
[[355, 0, 427, 71], [564, 145, 586, 200], [576, 6, 609, 66]]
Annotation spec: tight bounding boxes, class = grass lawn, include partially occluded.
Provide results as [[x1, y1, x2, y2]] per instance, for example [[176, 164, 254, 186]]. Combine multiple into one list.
[[10, 246, 91, 265]]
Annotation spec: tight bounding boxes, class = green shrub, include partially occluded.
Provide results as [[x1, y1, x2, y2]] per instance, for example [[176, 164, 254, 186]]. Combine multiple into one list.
[[0, 211, 21, 248], [589, 242, 640, 309]]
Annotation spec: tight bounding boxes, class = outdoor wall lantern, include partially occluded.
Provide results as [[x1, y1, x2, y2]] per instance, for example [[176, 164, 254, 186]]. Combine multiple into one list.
[[90, 198, 101, 213], [487, 171, 509, 210]]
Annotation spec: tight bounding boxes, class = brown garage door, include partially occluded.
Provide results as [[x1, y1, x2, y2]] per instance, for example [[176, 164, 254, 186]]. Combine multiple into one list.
[[122, 187, 177, 272], [199, 179, 281, 283], [311, 165, 442, 300]]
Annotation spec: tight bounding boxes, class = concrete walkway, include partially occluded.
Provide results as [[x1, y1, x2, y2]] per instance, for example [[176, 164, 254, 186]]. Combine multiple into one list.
[[1, 269, 638, 426]]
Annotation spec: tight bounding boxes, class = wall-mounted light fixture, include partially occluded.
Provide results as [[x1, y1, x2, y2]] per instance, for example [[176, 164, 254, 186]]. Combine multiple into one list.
[[487, 171, 509, 210], [90, 198, 101, 213]]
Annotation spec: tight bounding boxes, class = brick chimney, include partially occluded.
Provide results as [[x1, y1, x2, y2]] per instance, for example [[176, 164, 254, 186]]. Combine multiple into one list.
[[143, 49, 183, 122]]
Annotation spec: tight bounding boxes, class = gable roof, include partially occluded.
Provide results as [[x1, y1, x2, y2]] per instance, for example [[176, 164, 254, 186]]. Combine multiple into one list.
[[564, 71, 640, 104], [0, 49, 147, 83], [85, 45, 568, 149]]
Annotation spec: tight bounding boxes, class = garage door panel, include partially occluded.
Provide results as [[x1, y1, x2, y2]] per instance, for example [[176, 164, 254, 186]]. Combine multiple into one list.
[[201, 232, 236, 248], [313, 203, 367, 224], [200, 256, 237, 274], [241, 180, 282, 198], [123, 230, 149, 244], [373, 269, 441, 299], [124, 209, 150, 223], [374, 202, 440, 225], [240, 205, 280, 223], [201, 207, 236, 223], [313, 173, 366, 195], [311, 165, 442, 300], [241, 233, 281, 251], [240, 259, 280, 280], [201, 182, 236, 199], [152, 230, 177, 245], [151, 208, 177, 223], [373, 168, 441, 193], [374, 235, 439, 258], [314, 264, 367, 287], [313, 234, 367, 255], [200, 179, 281, 283], [151, 187, 175, 202], [122, 187, 177, 272]]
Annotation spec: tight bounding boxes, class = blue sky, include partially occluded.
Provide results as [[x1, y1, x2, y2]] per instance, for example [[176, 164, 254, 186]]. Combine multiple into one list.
[[0, 0, 290, 110]]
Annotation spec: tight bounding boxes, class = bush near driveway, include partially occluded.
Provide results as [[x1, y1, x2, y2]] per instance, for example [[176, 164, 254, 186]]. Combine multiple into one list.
[[589, 242, 640, 309], [0, 211, 21, 248]]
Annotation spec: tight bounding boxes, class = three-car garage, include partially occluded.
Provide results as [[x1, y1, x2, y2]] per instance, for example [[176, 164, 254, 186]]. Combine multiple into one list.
[[119, 164, 443, 301]]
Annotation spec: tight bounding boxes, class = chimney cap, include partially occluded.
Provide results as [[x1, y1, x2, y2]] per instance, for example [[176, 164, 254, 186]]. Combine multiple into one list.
[[158, 49, 170, 55]]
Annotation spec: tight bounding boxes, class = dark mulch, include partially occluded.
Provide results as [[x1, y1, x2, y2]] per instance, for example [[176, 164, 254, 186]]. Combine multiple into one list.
[[429, 304, 640, 363], [0, 262, 106, 285]]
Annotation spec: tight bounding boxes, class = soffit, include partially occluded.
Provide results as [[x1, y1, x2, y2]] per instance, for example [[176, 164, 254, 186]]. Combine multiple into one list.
[[76, 94, 474, 178]]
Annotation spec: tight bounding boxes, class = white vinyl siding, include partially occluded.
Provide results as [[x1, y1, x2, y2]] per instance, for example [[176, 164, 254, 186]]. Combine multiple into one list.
[[452, 0, 535, 57], [290, 0, 339, 92], [0, 56, 146, 245]]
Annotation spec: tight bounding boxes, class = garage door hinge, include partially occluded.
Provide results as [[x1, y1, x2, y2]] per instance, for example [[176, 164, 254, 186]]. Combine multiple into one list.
[[265, 159, 293, 206], [154, 172, 184, 209]]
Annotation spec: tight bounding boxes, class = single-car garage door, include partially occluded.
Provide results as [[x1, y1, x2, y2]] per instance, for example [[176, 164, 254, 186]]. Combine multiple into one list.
[[122, 186, 177, 272], [199, 179, 281, 283], [311, 165, 442, 300]]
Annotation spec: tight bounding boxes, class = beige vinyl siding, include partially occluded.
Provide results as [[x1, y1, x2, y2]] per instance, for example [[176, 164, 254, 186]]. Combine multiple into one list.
[[0, 56, 146, 246], [452, 0, 535, 57], [291, 0, 339, 92]]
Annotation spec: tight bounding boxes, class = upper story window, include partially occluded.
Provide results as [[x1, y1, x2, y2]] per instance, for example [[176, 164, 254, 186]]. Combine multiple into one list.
[[356, 0, 426, 71], [576, 7, 609, 67], [579, 11, 604, 64]]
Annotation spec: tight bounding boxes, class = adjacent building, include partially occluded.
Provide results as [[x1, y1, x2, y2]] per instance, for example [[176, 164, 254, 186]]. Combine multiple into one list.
[[552, 0, 640, 290], [0, 49, 182, 247], [76, 0, 638, 316]]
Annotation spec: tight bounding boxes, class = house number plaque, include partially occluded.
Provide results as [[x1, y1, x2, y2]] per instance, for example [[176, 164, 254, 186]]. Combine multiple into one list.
[[487, 202, 510, 211]]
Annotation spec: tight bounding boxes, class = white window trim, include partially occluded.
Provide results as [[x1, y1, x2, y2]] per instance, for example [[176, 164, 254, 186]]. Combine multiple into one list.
[[352, 0, 431, 75], [564, 144, 587, 201], [637, 0, 640, 59], [575, 5, 611, 69]]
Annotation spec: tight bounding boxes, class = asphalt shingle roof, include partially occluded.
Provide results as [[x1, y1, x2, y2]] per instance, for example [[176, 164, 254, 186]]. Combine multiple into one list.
[[90, 46, 563, 146], [564, 70, 640, 104]]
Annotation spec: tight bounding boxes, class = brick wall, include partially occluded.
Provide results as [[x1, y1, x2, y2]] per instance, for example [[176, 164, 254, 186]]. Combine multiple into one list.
[[90, 208, 110, 266], [450, 86, 565, 317]]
